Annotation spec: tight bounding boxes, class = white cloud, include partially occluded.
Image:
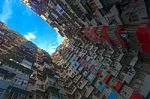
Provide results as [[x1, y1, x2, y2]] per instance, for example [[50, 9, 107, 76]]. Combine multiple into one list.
[[25, 33, 36, 40], [43, 33, 64, 55], [47, 44, 57, 55], [0, 0, 13, 23]]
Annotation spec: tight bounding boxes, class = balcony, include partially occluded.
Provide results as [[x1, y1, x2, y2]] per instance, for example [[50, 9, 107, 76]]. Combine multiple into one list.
[[74, 89, 83, 99], [21, 59, 32, 69], [112, 52, 124, 61], [36, 84, 45, 92], [1, 59, 33, 75], [0, 68, 16, 82], [0, 79, 11, 89], [120, 85, 134, 99], [69, 5, 83, 17], [27, 83, 36, 91], [88, 0, 98, 12], [77, 78, 88, 89], [84, 85, 94, 98], [44, 62, 54, 70], [66, 84, 77, 95], [45, 78, 56, 88], [28, 79, 46, 92], [123, 68, 136, 84], [99, 0, 114, 8]]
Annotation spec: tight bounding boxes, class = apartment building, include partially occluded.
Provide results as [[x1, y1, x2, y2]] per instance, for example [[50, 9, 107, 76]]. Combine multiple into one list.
[[55, 37, 150, 99], [20, 0, 150, 99], [0, 21, 68, 99]]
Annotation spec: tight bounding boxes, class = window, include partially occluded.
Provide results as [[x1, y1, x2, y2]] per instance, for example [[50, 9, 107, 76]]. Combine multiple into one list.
[[15, 78, 22, 85], [15, 79, 17, 82], [0, 88, 4, 96], [21, 81, 24, 85], [24, 81, 27, 85], [56, 4, 64, 15], [37, 84, 44, 89], [0, 74, 4, 80]]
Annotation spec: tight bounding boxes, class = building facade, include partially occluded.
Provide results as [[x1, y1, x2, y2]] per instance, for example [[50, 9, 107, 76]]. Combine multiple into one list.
[[54, 36, 150, 99], [21, 0, 150, 98], [2, 0, 150, 99], [0, 21, 67, 99], [22, 0, 150, 54]]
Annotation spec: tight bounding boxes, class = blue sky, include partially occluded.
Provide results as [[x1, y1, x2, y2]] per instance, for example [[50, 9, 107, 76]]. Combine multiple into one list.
[[0, 0, 64, 55]]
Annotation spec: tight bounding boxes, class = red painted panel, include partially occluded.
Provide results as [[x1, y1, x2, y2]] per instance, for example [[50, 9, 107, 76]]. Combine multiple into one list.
[[136, 26, 150, 53], [141, 44, 150, 53], [102, 74, 111, 84], [114, 80, 123, 92], [130, 91, 143, 99], [96, 69, 103, 77], [136, 27, 150, 43], [88, 65, 95, 72]]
